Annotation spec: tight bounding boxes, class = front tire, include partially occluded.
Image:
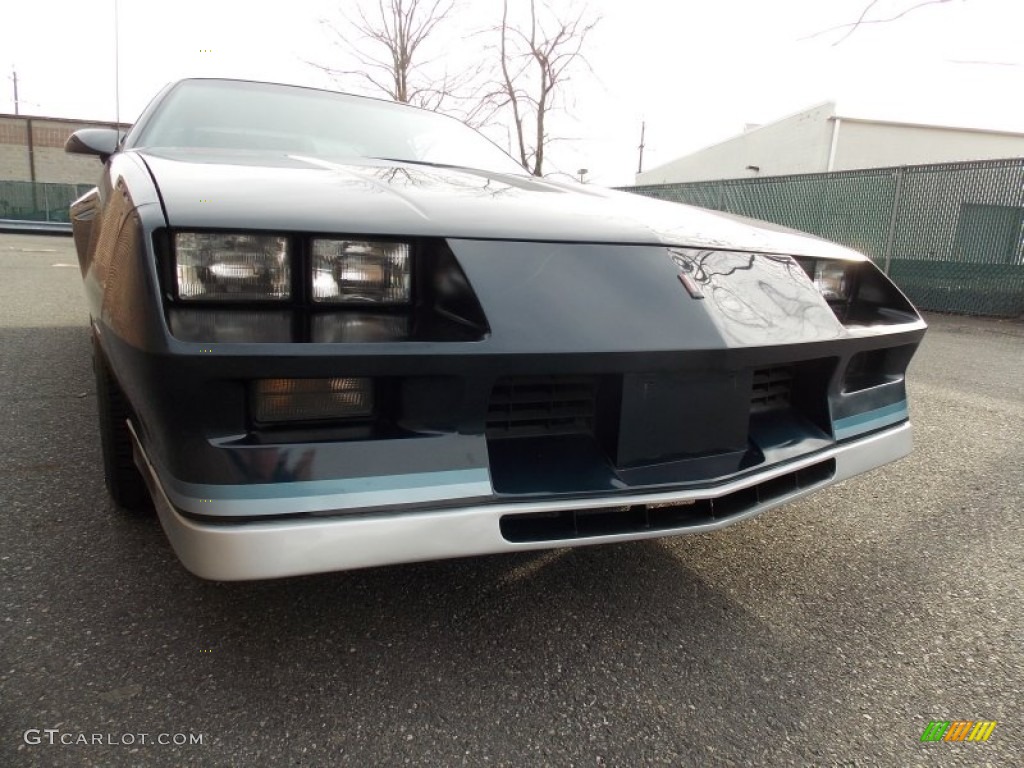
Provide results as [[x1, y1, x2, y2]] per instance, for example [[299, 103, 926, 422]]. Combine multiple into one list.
[[93, 342, 152, 512]]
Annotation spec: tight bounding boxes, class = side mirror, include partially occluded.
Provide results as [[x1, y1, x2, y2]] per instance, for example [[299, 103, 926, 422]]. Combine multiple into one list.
[[65, 128, 123, 162]]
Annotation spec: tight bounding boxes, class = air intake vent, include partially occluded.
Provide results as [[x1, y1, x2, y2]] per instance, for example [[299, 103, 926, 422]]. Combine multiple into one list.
[[487, 376, 596, 438], [499, 458, 836, 542], [751, 367, 792, 413]]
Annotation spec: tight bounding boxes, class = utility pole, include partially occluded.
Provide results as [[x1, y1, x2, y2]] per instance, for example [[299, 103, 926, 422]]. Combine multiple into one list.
[[11, 67, 19, 115], [637, 120, 646, 174], [114, 0, 121, 126]]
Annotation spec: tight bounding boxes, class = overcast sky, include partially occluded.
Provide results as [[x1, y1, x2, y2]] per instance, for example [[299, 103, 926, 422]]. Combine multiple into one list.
[[3, 0, 1022, 185]]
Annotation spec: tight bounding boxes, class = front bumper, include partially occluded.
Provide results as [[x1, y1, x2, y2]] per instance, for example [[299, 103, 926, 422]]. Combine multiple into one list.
[[134, 420, 913, 581]]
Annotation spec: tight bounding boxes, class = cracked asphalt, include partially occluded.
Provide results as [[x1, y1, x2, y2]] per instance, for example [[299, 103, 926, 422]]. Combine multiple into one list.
[[1, 232, 1021, 767]]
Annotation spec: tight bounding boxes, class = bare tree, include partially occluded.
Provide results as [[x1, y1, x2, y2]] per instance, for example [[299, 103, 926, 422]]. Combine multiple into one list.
[[310, 0, 601, 173], [486, 0, 600, 176], [312, 0, 466, 111]]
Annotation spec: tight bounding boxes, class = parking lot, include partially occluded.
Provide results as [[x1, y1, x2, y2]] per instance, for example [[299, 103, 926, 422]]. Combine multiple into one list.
[[1, 231, 1021, 766]]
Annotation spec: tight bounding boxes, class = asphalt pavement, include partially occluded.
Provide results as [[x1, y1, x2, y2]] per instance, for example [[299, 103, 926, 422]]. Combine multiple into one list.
[[1, 233, 1021, 767]]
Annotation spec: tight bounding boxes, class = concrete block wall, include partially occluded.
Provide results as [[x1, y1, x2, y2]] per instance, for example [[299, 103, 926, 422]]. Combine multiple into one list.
[[0, 115, 130, 184]]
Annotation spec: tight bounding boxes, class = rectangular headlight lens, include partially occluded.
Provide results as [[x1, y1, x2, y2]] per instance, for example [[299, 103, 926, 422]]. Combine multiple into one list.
[[175, 232, 291, 301], [312, 313, 411, 343], [795, 258, 854, 302], [813, 261, 853, 301], [253, 378, 374, 423], [312, 239, 411, 304], [168, 309, 293, 343]]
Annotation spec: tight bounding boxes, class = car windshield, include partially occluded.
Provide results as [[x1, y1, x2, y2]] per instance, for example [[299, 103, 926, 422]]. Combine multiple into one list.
[[131, 79, 525, 174]]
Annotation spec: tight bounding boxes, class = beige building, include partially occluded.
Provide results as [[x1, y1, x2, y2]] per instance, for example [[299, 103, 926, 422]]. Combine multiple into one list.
[[636, 102, 1024, 185], [0, 114, 131, 185]]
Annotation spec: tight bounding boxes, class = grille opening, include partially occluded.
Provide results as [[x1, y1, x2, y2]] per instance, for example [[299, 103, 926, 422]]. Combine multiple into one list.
[[842, 344, 915, 393], [749, 358, 837, 436], [750, 367, 793, 413], [499, 458, 836, 542], [795, 460, 834, 488], [758, 471, 798, 501], [486, 376, 597, 439], [711, 485, 759, 518]]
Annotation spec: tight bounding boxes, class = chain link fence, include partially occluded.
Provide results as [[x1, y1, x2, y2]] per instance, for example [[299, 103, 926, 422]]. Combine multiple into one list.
[[0, 180, 93, 224], [625, 158, 1024, 317]]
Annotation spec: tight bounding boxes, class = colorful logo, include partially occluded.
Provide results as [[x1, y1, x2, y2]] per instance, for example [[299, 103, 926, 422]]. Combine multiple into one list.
[[920, 720, 997, 742]]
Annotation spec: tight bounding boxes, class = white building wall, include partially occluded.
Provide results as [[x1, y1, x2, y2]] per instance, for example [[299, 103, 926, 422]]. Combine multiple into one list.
[[833, 120, 1024, 171], [635, 103, 836, 185]]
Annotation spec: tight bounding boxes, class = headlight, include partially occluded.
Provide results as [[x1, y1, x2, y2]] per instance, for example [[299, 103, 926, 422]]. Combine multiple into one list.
[[795, 258, 854, 302], [175, 232, 291, 301], [813, 261, 852, 301], [312, 239, 411, 304], [312, 313, 411, 343], [167, 309, 293, 343]]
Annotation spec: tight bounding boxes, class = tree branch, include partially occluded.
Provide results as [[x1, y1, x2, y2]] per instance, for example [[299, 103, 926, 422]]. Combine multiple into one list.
[[800, 0, 955, 45]]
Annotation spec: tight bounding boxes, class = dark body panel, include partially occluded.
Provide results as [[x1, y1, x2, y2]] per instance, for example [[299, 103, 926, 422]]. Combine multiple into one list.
[[86, 226, 923, 499]]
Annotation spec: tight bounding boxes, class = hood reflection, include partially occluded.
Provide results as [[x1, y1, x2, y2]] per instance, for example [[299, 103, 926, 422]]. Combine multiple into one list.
[[668, 248, 843, 345]]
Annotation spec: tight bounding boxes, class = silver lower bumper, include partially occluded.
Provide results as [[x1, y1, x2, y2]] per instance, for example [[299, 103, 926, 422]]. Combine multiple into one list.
[[134, 423, 912, 581]]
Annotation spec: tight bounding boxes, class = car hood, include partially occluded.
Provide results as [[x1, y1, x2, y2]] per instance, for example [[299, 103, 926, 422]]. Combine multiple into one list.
[[136, 149, 863, 259]]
